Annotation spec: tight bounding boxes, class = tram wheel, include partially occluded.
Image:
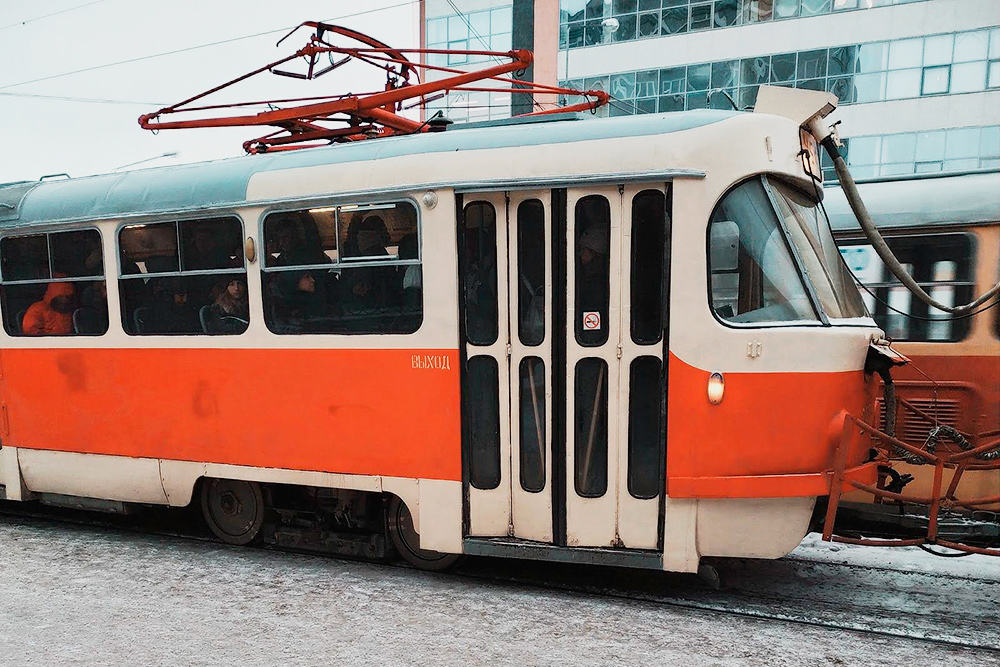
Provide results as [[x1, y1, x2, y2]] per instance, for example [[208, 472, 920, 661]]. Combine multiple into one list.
[[385, 495, 461, 571], [200, 478, 265, 546]]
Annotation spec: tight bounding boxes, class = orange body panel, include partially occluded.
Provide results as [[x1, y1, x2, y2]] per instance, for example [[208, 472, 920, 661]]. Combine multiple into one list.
[[666, 353, 873, 498], [892, 353, 1000, 439], [0, 348, 462, 481], [1, 347, 875, 499]]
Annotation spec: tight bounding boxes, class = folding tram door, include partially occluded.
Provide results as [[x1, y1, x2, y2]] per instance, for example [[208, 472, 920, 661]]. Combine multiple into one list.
[[460, 184, 669, 553]]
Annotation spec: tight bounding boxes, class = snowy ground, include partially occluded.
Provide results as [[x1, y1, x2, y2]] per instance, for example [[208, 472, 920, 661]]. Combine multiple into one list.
[[0, 516, 997, 667]]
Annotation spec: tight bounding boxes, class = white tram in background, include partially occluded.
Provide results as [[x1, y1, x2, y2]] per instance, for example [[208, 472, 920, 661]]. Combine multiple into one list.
[[0, 88, 885, 572]]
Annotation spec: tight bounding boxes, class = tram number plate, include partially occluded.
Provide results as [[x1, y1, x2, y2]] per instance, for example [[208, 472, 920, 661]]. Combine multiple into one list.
[[582, 311, 601, 331]]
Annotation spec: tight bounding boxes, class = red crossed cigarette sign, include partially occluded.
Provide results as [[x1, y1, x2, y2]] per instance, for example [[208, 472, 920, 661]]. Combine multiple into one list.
[[582, 311, 601, 330]]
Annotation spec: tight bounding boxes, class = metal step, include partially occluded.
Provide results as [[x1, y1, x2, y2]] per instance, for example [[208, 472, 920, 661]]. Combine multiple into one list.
[[463, 537, 662, 570]]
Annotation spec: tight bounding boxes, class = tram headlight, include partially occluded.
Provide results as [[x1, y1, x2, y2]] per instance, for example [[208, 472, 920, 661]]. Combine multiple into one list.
[[707, 372, 725, 405], [422, 191, 438, 209]]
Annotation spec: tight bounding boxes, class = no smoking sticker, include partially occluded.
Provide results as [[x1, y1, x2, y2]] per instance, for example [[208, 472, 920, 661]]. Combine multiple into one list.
[[582, 311, 601, 331]]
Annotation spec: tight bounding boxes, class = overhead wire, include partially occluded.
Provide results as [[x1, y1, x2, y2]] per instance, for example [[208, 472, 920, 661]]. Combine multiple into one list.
[[0, 1, 419, 91], [0, 91, 166, 106], [0, 0, 113, 32]]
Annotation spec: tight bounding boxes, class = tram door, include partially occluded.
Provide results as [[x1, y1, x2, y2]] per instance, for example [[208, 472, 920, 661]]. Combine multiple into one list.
[[461, 185, 667, 550], [461, 190, 554, 542], [565, 184, 667, 549]]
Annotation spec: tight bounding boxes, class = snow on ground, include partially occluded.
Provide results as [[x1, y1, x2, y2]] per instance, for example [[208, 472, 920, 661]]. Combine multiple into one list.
[[0, 516, 995, 667], [792, 532, 1000, 580]]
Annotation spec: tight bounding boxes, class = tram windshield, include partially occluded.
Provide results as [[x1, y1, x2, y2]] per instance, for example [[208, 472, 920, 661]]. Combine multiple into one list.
[[709, 177, 868, 325], [768, 179, 867, 320]]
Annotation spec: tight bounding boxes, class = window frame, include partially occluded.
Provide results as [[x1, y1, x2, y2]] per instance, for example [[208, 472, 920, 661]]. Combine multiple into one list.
[[706, 175, 826, 330], [0, 225, 109, 337], [258, 196, 423, 336], [116, 213, 249, 337], [838, 230, 978, 343], [117, 214, 247, 280]]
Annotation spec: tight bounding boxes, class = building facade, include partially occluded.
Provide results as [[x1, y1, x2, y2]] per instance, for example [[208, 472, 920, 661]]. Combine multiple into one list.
[[420, 1, 998, 180], [420, 0, 560, 121], [556, 0, 1000, 179]]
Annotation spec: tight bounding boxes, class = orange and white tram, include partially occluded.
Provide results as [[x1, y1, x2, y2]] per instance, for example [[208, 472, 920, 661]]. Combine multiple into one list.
[[0, 88, 886, 572], [827, 172, 1000, 509]]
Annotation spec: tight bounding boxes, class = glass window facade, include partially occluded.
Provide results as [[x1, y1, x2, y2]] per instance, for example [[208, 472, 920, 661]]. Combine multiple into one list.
[[821, 126, 1000, 180], [560, 0, 931, 50], [425, 4, 514, 122], [560, 28, 1000, 116]]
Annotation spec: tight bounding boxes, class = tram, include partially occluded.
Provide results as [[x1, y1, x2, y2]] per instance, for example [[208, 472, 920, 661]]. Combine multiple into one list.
[[0, 85, 892, 572], [826, 171, 1000, 512]]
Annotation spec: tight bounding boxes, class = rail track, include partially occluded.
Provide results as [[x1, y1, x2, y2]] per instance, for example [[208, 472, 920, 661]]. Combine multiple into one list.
[[1, 500, 997, 655]]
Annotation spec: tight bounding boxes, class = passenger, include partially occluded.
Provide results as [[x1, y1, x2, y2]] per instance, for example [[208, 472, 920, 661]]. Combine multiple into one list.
[[80, 280, 108, 312], [77, 280, 110, 334], [210, 279, 249, 321], [22, 281, 76, 336], [149, 278, 200, 334], [340, 216, 393, 324], [273, 213, 331, 267], [398, 233, 421, 299], [345, 215, 390, 258], [273, 271, 326, 327], [577, 224, 609, 325], [186, 226, 240, 271]]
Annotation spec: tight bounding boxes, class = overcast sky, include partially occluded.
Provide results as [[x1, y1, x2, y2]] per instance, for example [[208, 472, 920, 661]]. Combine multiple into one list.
[[0, 0, 419, 183]]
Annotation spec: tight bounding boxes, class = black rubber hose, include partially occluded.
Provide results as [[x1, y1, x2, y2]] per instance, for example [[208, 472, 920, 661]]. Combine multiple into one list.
[[821, 137, 1000, 315]]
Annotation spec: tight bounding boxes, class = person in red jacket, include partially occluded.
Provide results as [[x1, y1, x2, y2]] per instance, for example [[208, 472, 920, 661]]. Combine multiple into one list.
[[22, 281, 76, 335]]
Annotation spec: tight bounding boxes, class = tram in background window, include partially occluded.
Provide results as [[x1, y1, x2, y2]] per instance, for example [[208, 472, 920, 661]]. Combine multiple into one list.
[[826, 171, 1000, 507], [0, 88, 904, 572]]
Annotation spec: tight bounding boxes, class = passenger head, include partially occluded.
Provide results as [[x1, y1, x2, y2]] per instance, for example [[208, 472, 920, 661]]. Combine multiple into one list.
[[46, 281, 76, 314], [398, 233, 418, 261], [297, 273, 316, 293], [579, 225, 608, 266], [192, 226, 215, 252], [225, 279, 246, 301], [353, 216, 390, 256]]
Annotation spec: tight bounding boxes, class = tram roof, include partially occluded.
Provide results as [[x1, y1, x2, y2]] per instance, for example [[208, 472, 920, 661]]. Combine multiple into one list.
[[1, 110, 737, 227], [825, 170, 1000, 233]]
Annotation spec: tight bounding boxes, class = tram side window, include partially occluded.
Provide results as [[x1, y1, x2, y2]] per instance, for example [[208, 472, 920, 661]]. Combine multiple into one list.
[[708, 179, 819, 324], [0, 229, 109, 337], [118, 217, 247, 336], [838, 234, 974, 342], [261, 202, 421, 334]]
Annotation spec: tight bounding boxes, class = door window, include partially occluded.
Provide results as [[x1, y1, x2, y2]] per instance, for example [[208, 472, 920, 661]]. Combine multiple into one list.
[[575, 195, 611, 346], [627, 356, 663, 499], [462, 202, 499, 345], [466, 355, 502, 490], [518, 356, 546, 493], [517, 199, 546, 346], [574, 357, 609, 498], [630, 189, 667, 344]]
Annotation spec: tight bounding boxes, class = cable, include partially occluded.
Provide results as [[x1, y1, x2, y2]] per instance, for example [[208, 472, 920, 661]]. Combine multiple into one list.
[[805, 149, 1000, 324], [0, 91, 166, 106], [0, 0, 112, 32], [825, 140, 1000, 314], [0, 1, 418, 91], [444, 0, 504, 67], [851, 275, 1000, 322]]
